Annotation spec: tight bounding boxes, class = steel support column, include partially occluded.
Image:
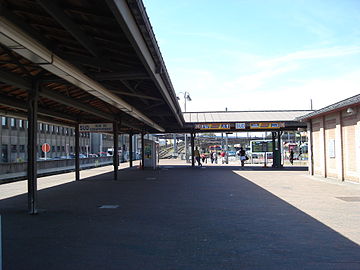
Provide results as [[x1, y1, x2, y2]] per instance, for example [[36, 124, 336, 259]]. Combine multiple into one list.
[[141, 133, 145, 169], [191, 133, 195, 167], [27, 80, 39, 215], [277, 131, 283, 167], [272, 132, 276, 168], [113, 121, 119, 180], [75, 123, 80, 180], [129, 132, 133, 167]]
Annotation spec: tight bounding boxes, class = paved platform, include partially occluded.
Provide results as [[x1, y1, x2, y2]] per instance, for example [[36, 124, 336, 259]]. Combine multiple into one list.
[[1, 160, 360, 269]]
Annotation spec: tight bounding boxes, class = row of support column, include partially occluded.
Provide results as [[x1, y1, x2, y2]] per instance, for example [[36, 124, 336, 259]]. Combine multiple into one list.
[[25, 80, 146, 214], [184, 131, 283, 168]]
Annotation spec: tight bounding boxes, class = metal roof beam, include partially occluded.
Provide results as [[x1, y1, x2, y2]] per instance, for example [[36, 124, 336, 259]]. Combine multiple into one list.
[[0, 94, 78, 123], [0, 4, 56, 50], [37, 0, 99, 57], [39, 88, 115, 121], [0, 69, 31, 90], [91, 72, 149, 81], [60, 52, 132, 70], [0, 68, 149, 131], [108, 89, 163, 101], [0, 69, 114, 121]]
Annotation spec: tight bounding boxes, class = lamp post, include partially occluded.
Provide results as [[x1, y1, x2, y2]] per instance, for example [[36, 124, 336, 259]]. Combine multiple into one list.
[[177, 92, 192, 162]]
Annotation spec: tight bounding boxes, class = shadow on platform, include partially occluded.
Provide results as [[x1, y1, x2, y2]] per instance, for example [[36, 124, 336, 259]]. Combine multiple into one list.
[[1, 165, 359, 270]]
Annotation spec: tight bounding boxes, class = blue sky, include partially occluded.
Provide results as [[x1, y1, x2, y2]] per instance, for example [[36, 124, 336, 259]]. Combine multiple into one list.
[[143, 0, 360, 112]]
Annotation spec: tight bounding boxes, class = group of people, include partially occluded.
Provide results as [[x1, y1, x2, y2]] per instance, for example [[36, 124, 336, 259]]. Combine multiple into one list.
[[193, 147, 248, 167]]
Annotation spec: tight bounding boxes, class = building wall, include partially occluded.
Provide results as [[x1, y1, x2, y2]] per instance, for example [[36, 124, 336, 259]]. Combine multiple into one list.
[[324, 114, 337, 178], [309, 105, 360, 183], [312, 119, 323, 176], [1, 116, 90, 162], [342, 110, 358, 181], [1, 115, 141, 163]]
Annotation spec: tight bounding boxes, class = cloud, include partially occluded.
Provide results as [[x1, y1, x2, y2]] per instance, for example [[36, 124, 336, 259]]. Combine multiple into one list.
[[258, 46, 360, 67], [175, 66, 360, 112], [223, 63, 299, 93], [168, 45, 360, 112]]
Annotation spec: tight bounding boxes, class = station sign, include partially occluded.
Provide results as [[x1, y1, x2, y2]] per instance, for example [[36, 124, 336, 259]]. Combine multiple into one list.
[[235, 123, 246, 129], [79, 123, 113, 133], [195, 123, 230, 130], [250, 122, 285, 129]]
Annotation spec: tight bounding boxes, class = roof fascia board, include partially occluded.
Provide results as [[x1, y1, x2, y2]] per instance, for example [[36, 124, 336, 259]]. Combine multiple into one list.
[[106, 0, 183, 127]]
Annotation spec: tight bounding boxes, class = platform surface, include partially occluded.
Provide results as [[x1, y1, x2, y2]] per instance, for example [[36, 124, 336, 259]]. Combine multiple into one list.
[[1, 160, 360, 270]]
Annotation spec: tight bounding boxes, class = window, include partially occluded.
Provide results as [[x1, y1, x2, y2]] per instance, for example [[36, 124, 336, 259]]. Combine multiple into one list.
[[1, 117, 8, 128], [70, 146, 73, 152], [50, 125, 54, 133], [61, 127, 64, 135], [51, 146, 55, 152], [45, 124, 49, 133], [25, 120, 28, 128], [65, 128, 69, 136], [39, 123, 43, 132], [11, 144, 17, 153], [19, 145, 25, 152], [1, 144, 8, 162], [57, 146, 60, 151], [56, 126, 59, 134], [19, 120, 24, 129], [10, 118, 16, 128], [61, 146, 65, 152]]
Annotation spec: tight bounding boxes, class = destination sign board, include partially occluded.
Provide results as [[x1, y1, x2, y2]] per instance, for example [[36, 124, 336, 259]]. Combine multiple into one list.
[[79, 123, 113, 133], [250, 122, 285, 129], [235, 123, 246, 129], [195, 123, 230, 130]]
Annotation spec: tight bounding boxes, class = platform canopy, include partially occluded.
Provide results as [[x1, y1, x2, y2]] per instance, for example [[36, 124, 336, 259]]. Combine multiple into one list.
[[180, 110, 313, 133], [0, 0, 183, 133]]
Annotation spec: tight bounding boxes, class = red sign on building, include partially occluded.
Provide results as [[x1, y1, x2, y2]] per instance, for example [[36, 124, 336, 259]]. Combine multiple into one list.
[[42, 143, 50, 153]]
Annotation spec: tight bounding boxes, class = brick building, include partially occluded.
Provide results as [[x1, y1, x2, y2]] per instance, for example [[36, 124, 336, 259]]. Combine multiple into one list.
[[299, 94, 360, 183]]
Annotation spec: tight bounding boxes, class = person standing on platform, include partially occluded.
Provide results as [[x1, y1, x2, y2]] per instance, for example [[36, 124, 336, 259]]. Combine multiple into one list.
[[194, 147, 202, 166]]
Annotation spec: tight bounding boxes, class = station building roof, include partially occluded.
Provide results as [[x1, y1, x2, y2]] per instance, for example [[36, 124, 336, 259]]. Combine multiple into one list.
[[297, 94, 360, 121]]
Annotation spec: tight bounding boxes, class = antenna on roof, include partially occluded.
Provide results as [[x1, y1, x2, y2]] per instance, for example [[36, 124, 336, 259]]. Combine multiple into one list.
[[310, 99, 313, 110]]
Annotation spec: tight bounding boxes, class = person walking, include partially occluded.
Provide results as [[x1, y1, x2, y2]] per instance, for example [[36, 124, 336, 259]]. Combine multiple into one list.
[[239, 147, 246, 167], [289, 149, 294, 165], [194, 147, 202, 166], [212, 151, 217, 164], [220, 150, 226, 164]]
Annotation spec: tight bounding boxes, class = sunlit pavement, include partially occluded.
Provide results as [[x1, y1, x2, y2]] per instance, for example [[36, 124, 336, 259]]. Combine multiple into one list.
[[1, 159, 360, 269]]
